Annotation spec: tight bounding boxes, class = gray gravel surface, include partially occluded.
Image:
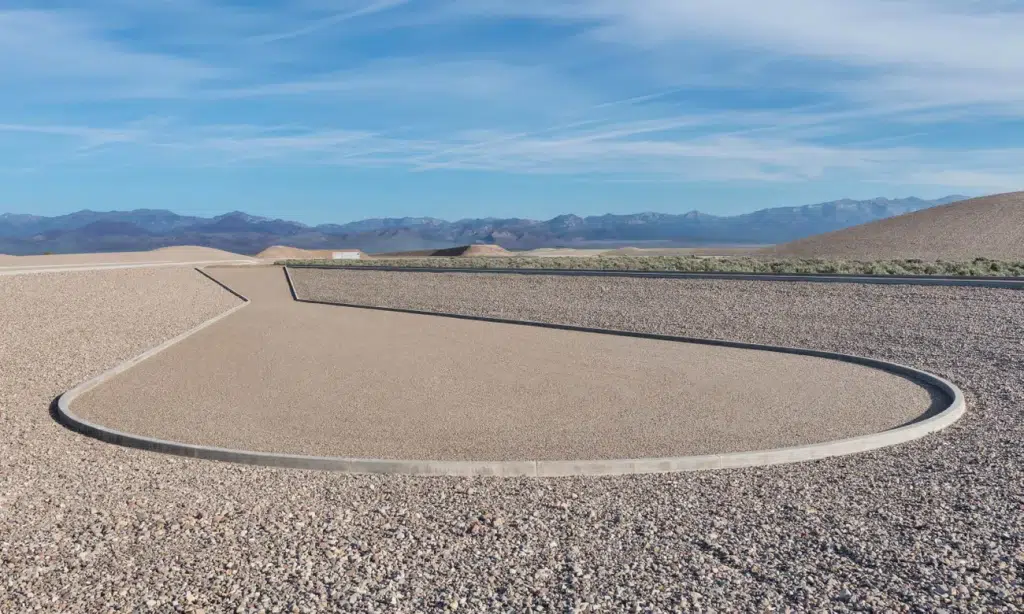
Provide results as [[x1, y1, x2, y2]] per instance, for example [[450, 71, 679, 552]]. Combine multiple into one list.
[[2, 266, 1022, 612]]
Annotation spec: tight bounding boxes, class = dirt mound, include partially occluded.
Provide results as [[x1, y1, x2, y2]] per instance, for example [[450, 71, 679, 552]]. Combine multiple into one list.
[[431, 244, 512, 257], [257, 246, 318, 259], [257, 246, 366, 260], [766, 192, 1024, 261], [151, 246, 251, 260], [0, 247, 254, 266], [375, 244, 512, 258]]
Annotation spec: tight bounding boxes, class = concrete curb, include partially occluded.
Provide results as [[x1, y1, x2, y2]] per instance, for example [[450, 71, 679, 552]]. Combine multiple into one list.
[[285, 263, 1024, 288], [283, 265, 300, 301], [55, 266, 966, 478]]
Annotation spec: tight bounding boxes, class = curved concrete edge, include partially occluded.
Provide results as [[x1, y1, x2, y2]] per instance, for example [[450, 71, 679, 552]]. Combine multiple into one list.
[[54, 266, 967, 478], [285, 263, 1024, 289]]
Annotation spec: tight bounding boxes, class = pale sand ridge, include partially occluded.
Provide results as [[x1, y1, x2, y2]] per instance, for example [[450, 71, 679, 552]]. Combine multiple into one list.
[[257, 245, 366, 259], [767, 191, 1024, 260], [0, 245, 252, 267]]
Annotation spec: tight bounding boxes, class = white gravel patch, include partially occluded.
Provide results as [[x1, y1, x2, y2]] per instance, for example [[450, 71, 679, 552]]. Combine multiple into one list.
[[1, 266, 1022, 613]]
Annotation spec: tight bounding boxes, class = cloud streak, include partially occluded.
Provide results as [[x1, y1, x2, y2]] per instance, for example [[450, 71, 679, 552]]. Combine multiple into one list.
[[0, 9, 217, 98], [250, 0, 411, 43], [1, 0, 1022, 199], [7, 116, 1021, 193]]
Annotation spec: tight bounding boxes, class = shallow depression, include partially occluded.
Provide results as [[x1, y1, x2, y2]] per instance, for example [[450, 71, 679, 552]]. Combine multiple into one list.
[[70, 266, 940, 462]]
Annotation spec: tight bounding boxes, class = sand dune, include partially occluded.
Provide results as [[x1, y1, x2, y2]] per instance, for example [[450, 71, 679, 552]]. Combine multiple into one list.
[[150, 246, 251, 260], [376, 244, 512, 258], [432, 244, 511, 257], [257, 245, 319, 260], [256, 245, 366, 260], [767, 191, 1024, 260], [0, 246, 252, 267]]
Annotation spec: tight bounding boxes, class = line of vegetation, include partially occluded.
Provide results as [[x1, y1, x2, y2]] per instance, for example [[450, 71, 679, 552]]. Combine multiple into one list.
[[277, 255, 1024, 277]]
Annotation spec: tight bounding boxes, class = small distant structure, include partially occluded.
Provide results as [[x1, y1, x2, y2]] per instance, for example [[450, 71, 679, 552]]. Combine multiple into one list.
[[331, 250, 363, 260]]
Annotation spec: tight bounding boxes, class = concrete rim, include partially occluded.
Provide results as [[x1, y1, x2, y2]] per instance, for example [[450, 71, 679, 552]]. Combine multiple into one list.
[[54, 266, 966, 477], [284, 263, 1024, 289]]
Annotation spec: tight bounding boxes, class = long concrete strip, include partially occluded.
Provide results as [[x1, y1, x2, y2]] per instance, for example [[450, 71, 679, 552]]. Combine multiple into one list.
[[55, 266, 965, 477], [286, 263, 1024, 289]]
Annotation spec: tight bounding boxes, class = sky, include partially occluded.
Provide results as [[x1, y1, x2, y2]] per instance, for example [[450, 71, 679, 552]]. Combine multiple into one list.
[[1, 0, 1023, 224]]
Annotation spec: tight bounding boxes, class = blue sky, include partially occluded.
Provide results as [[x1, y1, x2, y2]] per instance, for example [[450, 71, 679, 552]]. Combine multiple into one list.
[[1, 0, 1023, 224]]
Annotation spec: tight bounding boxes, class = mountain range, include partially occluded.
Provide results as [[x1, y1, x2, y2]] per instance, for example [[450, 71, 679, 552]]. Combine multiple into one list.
[[0, 195, 967, 256]]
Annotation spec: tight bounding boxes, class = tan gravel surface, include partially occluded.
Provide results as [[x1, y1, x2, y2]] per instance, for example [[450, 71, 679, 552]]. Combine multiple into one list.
[[72, 267, 935, 461], [767, 191, 1024, 260], [2, 266, 1022, 612]]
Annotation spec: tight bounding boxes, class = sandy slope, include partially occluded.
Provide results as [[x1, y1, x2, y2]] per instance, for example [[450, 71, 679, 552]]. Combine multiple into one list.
[[0, 246, 253, 267], [767, 191, 1024, 260], [256, 245, 366, 259], [257, 245, 320, 259], [375, 244, 512, 258]]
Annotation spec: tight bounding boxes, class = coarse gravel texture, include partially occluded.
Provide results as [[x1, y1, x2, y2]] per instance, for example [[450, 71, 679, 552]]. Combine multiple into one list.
[[70, 266, 937, 463], [280, 255, 1024, 277], [1, 266, 1022, 612]]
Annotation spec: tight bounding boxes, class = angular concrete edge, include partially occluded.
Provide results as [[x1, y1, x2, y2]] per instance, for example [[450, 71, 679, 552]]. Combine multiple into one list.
[[55, 266, 966, 478], [285, 263, 1024, 289]]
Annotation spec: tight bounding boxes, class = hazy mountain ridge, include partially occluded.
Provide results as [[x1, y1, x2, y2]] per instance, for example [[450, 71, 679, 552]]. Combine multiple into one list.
[[0, 195, 966, 255]]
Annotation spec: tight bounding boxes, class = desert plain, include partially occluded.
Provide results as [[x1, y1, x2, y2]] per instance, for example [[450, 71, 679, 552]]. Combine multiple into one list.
[[2, 191, 1024, 613]]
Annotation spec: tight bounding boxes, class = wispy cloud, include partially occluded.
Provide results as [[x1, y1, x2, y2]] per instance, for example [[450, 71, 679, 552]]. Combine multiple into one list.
[[0, 123, 142, 145], [450, 0, 1024, 113], [7, 115, 1021, 193], [250, 0, 411, 43], [455, 0, 1024, 72], [0, 10, 217, 98], [203, 58, 584, 109], [899, 169, 1024, 192], [1, 0, 1022, 203]]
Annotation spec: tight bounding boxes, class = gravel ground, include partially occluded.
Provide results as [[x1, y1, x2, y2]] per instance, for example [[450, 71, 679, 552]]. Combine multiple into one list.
[[2, 266, 1022, 612]]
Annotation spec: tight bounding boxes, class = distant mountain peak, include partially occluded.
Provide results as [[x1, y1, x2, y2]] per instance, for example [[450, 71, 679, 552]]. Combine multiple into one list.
[[550, 214, 585, 228], [0, 194, 969, 255], [215, 211, 268, 222]]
